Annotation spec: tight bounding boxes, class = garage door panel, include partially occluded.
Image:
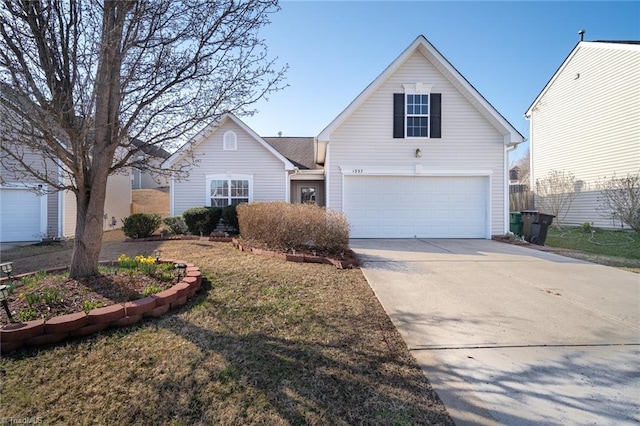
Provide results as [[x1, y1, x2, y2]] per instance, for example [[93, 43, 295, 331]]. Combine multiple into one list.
[[0, 188, 44, 242], [344, 176, 488, 238]]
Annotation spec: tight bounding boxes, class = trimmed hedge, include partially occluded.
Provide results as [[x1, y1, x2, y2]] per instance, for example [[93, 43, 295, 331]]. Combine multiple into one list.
[[237, 202, 349, 255], [122, 213, 162, 239], [163, 216, 188, 235], [222, 205, 239, 233], [182, 207, 222, 236]]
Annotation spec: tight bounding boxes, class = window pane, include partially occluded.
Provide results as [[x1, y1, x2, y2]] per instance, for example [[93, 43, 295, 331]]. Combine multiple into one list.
[[301, 187, 316, 204], [407, 117, 428, 137], [230, 180, 249, 197], [211, 198, 228, 207], [211, 180, 227, 197]]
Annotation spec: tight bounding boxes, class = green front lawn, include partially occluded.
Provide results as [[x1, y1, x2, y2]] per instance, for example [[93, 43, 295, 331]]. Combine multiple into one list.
[[545, 226, 640, 260]]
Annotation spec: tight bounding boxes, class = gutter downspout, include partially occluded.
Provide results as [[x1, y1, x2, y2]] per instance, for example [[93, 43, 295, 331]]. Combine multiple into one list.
[[504, 143, 519, 234]]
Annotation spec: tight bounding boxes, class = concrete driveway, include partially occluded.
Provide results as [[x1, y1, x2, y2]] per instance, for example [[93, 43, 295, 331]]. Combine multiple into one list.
[[350, 239, 640, 425]]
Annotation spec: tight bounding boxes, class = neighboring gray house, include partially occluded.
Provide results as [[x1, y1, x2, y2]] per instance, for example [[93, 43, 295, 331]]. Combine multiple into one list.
[[0, 151, 131, 243], [0, 87, 132, 243], [164, 35, 524, 238], [131, 139, 171, 189], [525, 40, 640, 228]]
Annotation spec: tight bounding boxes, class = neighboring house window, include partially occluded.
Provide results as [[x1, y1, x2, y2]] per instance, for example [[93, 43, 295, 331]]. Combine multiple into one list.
[[393, 85, 441, 139], [223, 131, 237, 151], [207, 174, 251, 207]]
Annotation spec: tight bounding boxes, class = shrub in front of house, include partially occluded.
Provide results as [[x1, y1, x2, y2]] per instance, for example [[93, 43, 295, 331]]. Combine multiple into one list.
[[163, 216, 188, 235], [237, 202, 350, 255], [182, 207, 222, 236], [122, 213, 162, 239], [222, 205, 239, 233]]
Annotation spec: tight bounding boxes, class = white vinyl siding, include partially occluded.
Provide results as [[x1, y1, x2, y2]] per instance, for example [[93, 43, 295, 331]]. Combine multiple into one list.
[[63, 189, 76, 238], [104, 171, 132, 231], [327, 51, 506, 236], [530, 43, 640, 228], [171, 120, 287, 215]]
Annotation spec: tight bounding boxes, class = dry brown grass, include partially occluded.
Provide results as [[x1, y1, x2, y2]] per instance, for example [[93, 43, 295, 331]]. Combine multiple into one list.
[[0, 234, 452, 425]]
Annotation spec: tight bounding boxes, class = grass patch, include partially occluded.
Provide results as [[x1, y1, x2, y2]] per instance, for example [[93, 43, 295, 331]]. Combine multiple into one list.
[[1, 240, 452, 425], [545, 227, 640, 271], [545, 227, 640, 259]]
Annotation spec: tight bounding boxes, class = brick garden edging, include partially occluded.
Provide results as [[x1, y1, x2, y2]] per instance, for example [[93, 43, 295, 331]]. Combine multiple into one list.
[[0, 260, 203, 354], [230, 238, 359, 269]]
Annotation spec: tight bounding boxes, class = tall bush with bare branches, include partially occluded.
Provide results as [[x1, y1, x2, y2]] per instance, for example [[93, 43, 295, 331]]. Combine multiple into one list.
[[0, 0, 286, 277], [596, 172, 640, 233], [535, 170, 578, 228]]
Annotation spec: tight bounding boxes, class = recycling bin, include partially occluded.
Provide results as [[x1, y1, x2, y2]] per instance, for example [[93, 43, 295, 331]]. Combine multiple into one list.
[[509, 212, 523, 236]]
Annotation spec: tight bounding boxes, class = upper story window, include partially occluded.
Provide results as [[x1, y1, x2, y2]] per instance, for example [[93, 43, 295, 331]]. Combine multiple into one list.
[[223, 131, 237, 151], [393, 83, 441, 139], [406, 94, 429, 137]]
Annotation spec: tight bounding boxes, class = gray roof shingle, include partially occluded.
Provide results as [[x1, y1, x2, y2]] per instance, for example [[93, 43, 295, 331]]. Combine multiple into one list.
[[263, 137, 320, 170]]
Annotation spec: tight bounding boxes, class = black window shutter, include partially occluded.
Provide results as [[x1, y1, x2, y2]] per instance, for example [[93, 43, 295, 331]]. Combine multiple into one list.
[[393, 93, 405, 138], [430, 93, 441, 138]]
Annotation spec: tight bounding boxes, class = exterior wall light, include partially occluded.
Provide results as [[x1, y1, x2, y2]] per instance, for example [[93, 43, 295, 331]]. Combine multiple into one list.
[[415, 148, 422, 158]]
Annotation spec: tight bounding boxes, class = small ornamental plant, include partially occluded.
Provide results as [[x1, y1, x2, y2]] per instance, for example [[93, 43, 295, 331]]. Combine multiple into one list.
[[116, 254, 175, 282]]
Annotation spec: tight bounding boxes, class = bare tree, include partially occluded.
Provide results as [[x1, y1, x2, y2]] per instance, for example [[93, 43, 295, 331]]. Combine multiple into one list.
[[509, 150, 530, 184], [596, 172, 640, 233], [0, 0, 286, 277], [535, 170, 578, 228]]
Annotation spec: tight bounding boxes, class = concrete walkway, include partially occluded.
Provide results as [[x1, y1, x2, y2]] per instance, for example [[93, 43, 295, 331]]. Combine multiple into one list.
[[351, 239, 640, 425]]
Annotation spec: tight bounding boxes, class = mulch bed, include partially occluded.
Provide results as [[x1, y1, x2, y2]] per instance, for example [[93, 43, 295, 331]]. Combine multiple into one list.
[[0, 268, 177, 325]]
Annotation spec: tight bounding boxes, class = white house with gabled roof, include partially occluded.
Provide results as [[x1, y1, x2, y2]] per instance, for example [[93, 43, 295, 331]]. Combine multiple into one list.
[[317, 35, 523, 238], [525, 40, 640, 228], [164, 35, 524, 239]]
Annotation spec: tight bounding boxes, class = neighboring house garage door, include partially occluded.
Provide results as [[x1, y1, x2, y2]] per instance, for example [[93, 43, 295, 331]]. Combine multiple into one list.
[[344, 175, 489, 238], [0, 188, 45, 242]]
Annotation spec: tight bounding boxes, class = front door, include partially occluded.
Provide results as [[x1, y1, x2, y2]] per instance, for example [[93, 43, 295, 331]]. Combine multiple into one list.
[[291, 181, 324, 206]]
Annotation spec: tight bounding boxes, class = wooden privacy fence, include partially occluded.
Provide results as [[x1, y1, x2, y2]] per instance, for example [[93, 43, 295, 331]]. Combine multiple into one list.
[[509, 184, 534, 212], [131, 189, 170, 217]]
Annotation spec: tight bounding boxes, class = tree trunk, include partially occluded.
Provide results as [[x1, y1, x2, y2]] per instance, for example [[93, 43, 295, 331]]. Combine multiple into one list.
[[69, 184, 107, 277], [68, 0, 129, 278]]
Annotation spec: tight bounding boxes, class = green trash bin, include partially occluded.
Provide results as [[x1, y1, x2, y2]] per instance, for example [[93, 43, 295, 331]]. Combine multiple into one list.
[[509, 212, 523, 236]]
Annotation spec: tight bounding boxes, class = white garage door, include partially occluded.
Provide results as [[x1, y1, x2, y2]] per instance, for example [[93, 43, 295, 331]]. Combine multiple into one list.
[[0, 188, 45, 242], [344, 175, 489, 238]]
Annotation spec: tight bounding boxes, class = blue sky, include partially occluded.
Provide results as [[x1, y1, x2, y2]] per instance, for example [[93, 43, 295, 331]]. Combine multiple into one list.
[[243, 1, 639, 162]]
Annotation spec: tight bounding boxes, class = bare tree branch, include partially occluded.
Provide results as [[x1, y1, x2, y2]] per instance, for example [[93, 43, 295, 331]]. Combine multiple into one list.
[[0, 0, 286, 276]]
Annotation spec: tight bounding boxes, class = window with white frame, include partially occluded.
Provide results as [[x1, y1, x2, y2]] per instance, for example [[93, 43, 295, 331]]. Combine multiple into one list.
[[406, 94, 429, 137], [223, 131, 237, 151], [207, 174, 251, 207], [393, 83, 441, 139]]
